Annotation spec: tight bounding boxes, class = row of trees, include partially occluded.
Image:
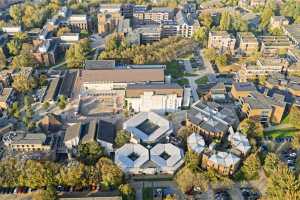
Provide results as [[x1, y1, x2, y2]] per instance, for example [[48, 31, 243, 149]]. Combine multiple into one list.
[[8, 0, 61, 29], [99, 36, 194, 64], [66, 38, 90, 68], [0, 156, 134, 199]]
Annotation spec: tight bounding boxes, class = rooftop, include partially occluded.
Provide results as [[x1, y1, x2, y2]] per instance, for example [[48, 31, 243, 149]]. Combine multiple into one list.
[[232, 82, 256, 92], [209, 151, 240, 167], [187, 133, 206, 154], [123, 112, 172, 143], [84, 60, 116, 70], [79, 69, 164, 83], [228, 128, 251, 155]]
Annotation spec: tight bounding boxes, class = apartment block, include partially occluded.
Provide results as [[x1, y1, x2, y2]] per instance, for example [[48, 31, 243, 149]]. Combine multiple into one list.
[[208, 31, 236, 54], [236, 32, 258, 55]]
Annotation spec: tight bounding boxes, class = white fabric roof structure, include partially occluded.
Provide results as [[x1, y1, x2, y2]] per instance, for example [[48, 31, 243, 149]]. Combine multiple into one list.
[[150, 143, 184, 174], [187, 133, 206, 154], [209, 151, 240, 167], [123, 112, 172, 143], [115, 143, 149, 173], [228, 131, 251, 155]]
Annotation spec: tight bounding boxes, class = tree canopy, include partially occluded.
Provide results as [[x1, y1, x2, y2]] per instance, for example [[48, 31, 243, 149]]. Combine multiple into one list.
[[241, 153, 261, 180]]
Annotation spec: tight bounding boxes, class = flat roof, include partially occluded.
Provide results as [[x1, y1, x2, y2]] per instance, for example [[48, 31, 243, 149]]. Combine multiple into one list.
[[43, 78, 61, 102], [85, 60, 116, 70], [97, 120, 116, 144], [80, 69, 164, 83], [232, 82, 256, 91]]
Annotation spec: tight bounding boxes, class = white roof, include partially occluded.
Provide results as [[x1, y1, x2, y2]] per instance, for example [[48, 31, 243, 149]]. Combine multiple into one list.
[[115, 143, 149, 172], [209, 151, 240, 167], [150, 143, 184, 170], [187, 133, 205, 154], [123, 112, 172, 143], [228, 131, 251, 155]]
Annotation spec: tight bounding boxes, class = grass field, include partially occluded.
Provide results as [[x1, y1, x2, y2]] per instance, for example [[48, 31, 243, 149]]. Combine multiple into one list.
[[195, 75, 208, 85], [142, 188, 153, 200], [264, 128, 299, 138], [166, 61, 184, 79]]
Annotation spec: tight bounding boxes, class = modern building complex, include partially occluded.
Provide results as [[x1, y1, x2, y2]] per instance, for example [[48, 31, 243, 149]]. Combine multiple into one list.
[[125, 83, 183, 114], [123, 112, 172, 144], [236, 32, 259, 55]]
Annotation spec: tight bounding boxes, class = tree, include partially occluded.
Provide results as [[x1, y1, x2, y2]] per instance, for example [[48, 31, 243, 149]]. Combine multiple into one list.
[[283, 106, 300, 129], [185, 150, 201, 171], [58, 162, 87, 187], [97, 157, 123, 188], [219, 11, 231, 31], [57, 95, 67, 109], [11, 43, 36, 69], [66, 43, 86, 68], [239, 118, 264, 138], [215, 54, 228, 67], [12, 75, 35, 93], [203, 48, 217, 62], [292, 133, 300, 150], [241, 153, 261, 180], [0, 158, 21, 187], [199, 13, 213, 28], [0, 48, 7, 68], [177, 126, 193, 144], [14, 32, 28, 42], [56, 27, 71, 37], [32, 186, 58, 200], [193, 27, 208, 46], [115, 130, 131, 148], [269, 27, 283, 36], [266, 164, 300, 199], [263, 153, 281, 176], [175, 166, 208, 193], [9, 5, 23, 24], [164, 195, 177, 200], [232, 15, 248, 32], [119, 184, 135, 200], [77, 142, 104, 165], [280, 0, 300, 22], [7, 40, 21, 56], [260, 7, 273, 30], [43, 101, 50, 110]]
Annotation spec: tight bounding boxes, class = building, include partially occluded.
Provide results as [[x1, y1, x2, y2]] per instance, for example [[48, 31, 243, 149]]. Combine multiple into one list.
[[250, 0, 266, 7], [228, 128, 251, 156], [231, 82, 256, 100], [202, 151, 240, 175], [187, 132, 206, 155], [115, 142, 184, 175], [186, 101, 239, 139], [0, 88, 15, 109], [77, 68, 165, 113], [84, 60, 116, 70], [238, 57, 290, 81], [133, 7, 174, 25], [68, 14, 89, 32], [236, 32, 259, 55], [133, 25, 162, 44], [240, 91, 286, 124], [115, 143, 149, 174], [123, 112, 172, 144], [97, 12, 123, 34], [96, 120, 116, 153], [208, 31, 236, 54], [208, 82, 227, 102], [283, 23, 300, 48], [270, 16, 289, 29], [33, 39, 59, 66], [150, 143, 184, 174], [60, 33, 80, 43], [2, 25, 22, 35], [175, 10, 200, 38], [259, 35, 291, 57], [125, 83, 183, 114], [38, 113, 62, 133], [3, 132, 52, 152]]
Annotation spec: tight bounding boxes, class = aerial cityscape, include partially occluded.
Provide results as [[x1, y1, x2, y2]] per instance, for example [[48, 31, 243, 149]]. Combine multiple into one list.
[[0, 0, 299, 199]]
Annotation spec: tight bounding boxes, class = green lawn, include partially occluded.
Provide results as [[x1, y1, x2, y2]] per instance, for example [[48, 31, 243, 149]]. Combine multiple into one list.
[[166, 61, 184, 79], [142, 187, 153, 200], [195, 75, 208, 85], [264, 128, 299, 139], [176, 78, 189, 86]]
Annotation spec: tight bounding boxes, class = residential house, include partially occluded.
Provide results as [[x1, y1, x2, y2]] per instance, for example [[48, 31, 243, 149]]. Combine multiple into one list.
[[259, 35, 291, 57], [231, 82, 256, 100], [270, 16, 289, 29], [186, 101, 239, 139], [240, 91, 286, 124], [236, 32, 258, 55], [175, 10, 200, 38], [208, 31, 236, 54]]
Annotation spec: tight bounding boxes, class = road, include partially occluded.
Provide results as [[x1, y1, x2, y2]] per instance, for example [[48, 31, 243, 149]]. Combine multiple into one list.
[[183, 48, 215, 103]]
